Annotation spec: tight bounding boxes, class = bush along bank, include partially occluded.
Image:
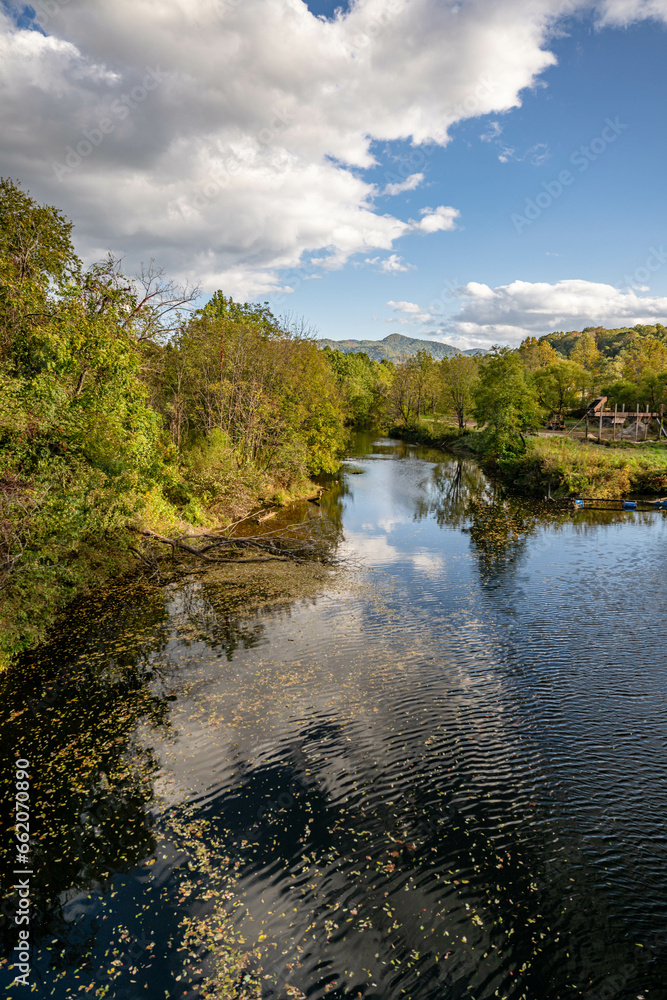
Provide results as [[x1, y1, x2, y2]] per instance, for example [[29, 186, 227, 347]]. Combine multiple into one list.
[[497, 435, 667, 498]]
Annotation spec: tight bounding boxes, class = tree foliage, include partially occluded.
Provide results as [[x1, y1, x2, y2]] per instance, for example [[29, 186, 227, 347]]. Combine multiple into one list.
[[533, 360, 586, 416], [473, 348, 541, 454], [439, 354, 479, 430], [1, 179, 174, 658]]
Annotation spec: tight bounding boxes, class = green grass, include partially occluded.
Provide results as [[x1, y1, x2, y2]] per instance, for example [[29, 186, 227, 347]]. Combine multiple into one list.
[[502, 436, 667, 497]]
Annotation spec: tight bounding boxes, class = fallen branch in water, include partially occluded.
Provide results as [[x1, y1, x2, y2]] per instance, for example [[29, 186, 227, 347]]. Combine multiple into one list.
[[130, 525, 328, 566]]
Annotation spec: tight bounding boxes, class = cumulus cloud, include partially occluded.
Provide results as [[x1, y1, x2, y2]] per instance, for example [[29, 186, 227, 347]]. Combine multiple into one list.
[[384, 278, 667, 347], [364, 253, 415, 273], [387, 299, 432, 322], [413, 205, 461, 233], [451, 279, 667, 344], [0, 0, 664, 297], [387, 300, 423, 314]]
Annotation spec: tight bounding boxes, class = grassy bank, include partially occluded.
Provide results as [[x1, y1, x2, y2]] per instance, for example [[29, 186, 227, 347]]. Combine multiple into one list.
[[498, 436, 667, 497], [390, 418, 667, 498]]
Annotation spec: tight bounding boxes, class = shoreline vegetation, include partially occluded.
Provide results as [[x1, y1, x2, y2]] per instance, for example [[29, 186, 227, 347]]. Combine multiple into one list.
[[394, 419, 667, 499], [4, 179, 667, 664]]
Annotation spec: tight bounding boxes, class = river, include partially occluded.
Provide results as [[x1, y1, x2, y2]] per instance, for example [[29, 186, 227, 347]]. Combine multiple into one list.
[[1, 434, 666, 999]]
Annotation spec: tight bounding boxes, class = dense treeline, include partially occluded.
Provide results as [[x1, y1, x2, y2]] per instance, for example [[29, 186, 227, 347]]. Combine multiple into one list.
[[325, 324, 667, 453], [0, 180, 345, 660], [322, 319, 667, 506]]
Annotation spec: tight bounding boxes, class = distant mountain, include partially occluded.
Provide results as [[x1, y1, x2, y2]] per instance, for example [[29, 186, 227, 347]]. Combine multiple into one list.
[[317, 333, 475, 361]]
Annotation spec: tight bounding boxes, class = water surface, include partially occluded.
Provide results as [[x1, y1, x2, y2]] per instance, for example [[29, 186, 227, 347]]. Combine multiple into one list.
[[1, 435, 666, 1000]]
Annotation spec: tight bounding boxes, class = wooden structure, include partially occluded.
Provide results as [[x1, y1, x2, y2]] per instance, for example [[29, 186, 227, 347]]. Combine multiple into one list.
[[566, 397, 667, 441], [545, 414, 565, 430]]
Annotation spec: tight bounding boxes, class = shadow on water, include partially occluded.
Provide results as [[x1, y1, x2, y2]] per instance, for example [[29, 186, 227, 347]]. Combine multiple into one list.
[[0, 585, 173, 946]]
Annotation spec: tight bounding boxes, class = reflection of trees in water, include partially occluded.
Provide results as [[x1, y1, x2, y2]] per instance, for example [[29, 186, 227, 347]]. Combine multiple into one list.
[[414, 456, 638, 587], [0, 585, 174, 949], [230, 477, 348, 562], [349, 433, 449, 467], [174, 582, 273, 660], [415, 458, 493, 528], [413, 457, 537, 584], [0, 473, 348, 962], [165, 478, 348, 661], [317, 475, 349, 545]]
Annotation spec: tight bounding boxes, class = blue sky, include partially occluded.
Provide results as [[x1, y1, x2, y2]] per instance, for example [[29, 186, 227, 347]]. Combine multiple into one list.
[[2, 1, 667, 347], [279, 15, 667, 345]]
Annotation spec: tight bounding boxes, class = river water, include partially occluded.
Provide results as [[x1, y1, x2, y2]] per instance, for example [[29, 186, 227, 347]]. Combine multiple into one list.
[[1, 435, 666, 999]]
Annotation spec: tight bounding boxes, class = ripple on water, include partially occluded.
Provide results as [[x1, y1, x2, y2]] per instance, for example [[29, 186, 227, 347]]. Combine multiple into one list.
[[2, 437, 667, 999]]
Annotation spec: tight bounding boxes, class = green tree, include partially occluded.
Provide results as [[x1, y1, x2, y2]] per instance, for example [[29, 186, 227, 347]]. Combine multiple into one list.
[[323, 348, 387, 425], [439, 354, 479, 430], [620, 336, 667, 384], [161, 304, 346, 476], [473, 348, 541, 454], [518, 336, 559, 372], [570, 331, 603, 397], [0, 180, 170, 659], [533, 360, 586, 416]]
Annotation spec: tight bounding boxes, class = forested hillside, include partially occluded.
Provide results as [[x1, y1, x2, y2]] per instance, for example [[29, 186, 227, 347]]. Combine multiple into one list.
[[539, 324, 667, 360], [317, 333, 465, 361]]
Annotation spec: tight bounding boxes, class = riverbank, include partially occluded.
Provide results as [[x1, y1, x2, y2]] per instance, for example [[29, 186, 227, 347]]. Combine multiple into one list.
[[390, 418, 667, 498], [0, 472, 326, 671]]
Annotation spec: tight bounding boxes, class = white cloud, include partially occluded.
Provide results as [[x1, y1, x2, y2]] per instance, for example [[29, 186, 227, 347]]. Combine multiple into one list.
[[450, 279, 667, 345], [364, 253, 415, 273], [0, 0, 664, 297], [496, 141, 550, 165], [387, 299, 432, 322], [498, 146, 517, 164], [413, 205, 461, 233], [527, 142, 551, 165], [595, 0, 667, 26], [387, 300, 423, 314], [480, 120, 503, 142], [382, 172, 424, 196]]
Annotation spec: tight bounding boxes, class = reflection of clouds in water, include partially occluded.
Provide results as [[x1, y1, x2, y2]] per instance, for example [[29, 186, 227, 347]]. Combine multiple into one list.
[[377, 516, 411, 533], [341, 530, 445, 577], [410, 550, 445, 577], [340, 531, 400, 565]]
